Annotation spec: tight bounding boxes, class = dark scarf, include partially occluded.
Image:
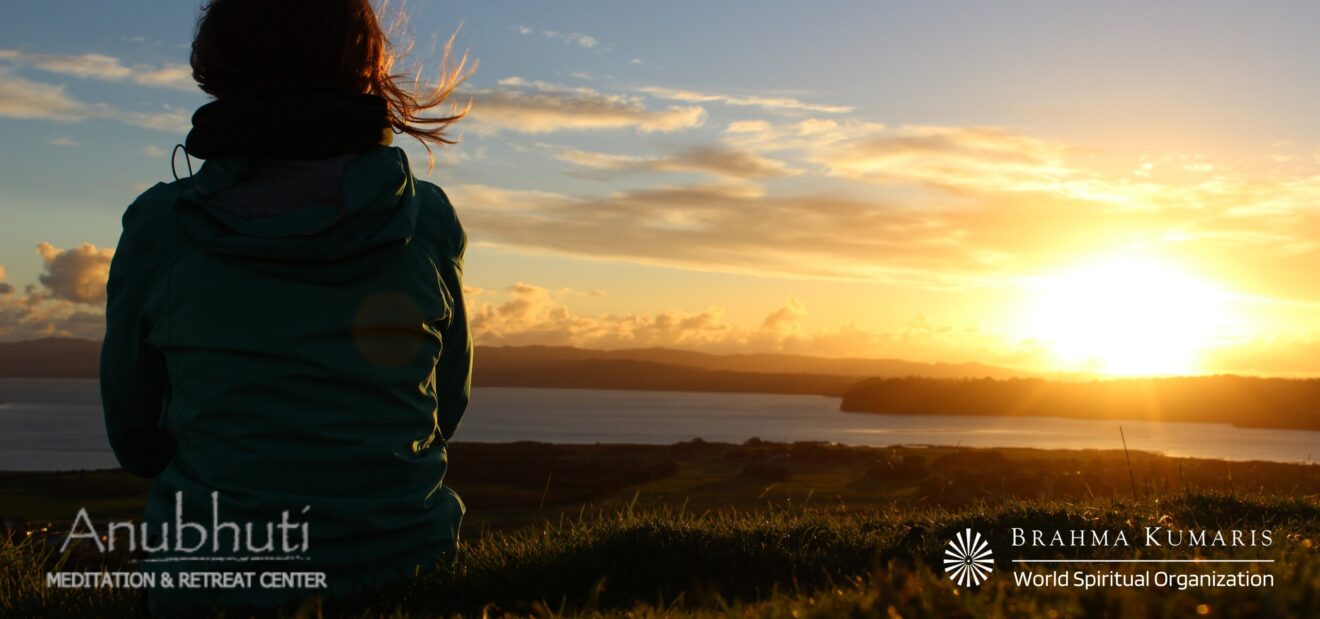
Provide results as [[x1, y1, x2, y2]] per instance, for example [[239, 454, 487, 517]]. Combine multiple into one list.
[[185, 83, 390, 160]]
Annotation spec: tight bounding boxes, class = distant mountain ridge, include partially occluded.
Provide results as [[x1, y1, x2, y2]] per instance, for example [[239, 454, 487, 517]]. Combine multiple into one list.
[[0, 339, 1031, 390], [476, 345, 1030, 379], [0, 338, 102, 379], [841, 375, 1320, 431]]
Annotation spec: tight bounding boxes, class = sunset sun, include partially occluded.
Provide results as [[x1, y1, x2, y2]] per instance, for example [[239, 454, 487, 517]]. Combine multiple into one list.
[[1027, 256, 1237, 376]]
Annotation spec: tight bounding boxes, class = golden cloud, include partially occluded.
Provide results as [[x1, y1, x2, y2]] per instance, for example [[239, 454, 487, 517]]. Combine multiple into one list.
[[35, 242, 114, 305], [547, 145, 798, 180], [0, 243, 113, 341], [467, 283, 1035, 363]]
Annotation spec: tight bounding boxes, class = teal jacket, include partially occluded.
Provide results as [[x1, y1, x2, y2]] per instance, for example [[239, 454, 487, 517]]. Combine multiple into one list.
[[100, 145, 471, 614]]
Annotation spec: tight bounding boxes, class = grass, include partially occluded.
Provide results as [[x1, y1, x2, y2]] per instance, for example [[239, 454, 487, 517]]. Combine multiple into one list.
[[3, 492, 1317, 618], [3, 442, 1318, 617], [7, 440, 1318, 530]]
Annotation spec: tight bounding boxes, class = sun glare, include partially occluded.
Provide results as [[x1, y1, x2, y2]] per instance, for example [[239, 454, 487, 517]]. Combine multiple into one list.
[[1026, 256, 1237, 376]]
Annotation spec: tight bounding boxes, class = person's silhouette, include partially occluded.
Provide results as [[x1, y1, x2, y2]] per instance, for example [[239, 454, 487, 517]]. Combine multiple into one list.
[[100, 1, 473, 614]]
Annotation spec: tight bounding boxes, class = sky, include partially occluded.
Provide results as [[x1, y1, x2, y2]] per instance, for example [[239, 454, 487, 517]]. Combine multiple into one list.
[[5, 1, 1320, 375]]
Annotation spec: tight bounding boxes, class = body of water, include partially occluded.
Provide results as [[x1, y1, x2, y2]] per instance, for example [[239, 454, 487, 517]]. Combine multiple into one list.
[[1, 378, 1316, 470]]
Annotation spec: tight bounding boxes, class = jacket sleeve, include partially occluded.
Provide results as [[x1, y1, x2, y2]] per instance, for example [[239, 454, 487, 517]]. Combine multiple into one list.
[[433, 192, 472, 441], [100, 194, 177, 478]]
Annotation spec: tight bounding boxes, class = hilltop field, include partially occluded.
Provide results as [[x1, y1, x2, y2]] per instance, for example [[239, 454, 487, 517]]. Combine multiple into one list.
[[3, 440, 1318, 618]]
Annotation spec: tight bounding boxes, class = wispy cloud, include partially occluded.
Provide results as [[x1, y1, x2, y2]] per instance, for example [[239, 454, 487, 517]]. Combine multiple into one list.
[[0, 68, 87, 121], [465, 77, 705, 134], [546, 144, 798, 180], [0, 48, 195, 91], [450, 130, 1320, 309], [451, 181, 993, 287], [112, 106, 191, 133], [515, 26, 600, 49], [723, 118, 1089, 194], [639, 86, 854, 114], [0, 68, 190, 132]]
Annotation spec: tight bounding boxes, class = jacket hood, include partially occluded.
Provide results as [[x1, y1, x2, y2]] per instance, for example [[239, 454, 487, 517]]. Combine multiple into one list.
[[175, 145, 420, 284]]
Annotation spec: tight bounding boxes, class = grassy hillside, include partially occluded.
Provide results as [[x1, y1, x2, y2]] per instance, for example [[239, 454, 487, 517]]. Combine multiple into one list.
[[6, 441, 1319, 528], [3, 493, 1316, 618], [3, 441, 1317, 617]]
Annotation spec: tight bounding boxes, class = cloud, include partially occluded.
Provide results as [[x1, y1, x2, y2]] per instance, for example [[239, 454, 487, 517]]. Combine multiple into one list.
[[47, 136, 79, 146], [0, 48, 196, 91], [131, 65, 194, 91], [467, 283, 1033, 362], [445, 183, 575, 212], [469, 282, 795, 351], [814, 125, 1074, 193], [0, 68, 190, 132], [445, 106, 1320, 312], [722, 119, 1106, 197], [34, 242, 114, 305], [0, 297, 105, 341], [466, 78, 705, 134], [723, 118, 883, 152], [450, 166, 1320, 298], [515, 26, 600, 49], [0, 68, 87, 121], [0, 244, 114, 341], [759, 298, 806, 336], [639, 86, 854, 114], [112, 106, 191, 133], [450, 181, 1055, 288], [0, 241, 117, 340], [546, 144, 798, 180]]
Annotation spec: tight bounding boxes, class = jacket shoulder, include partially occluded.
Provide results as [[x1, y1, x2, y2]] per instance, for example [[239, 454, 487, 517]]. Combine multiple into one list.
[[110, 181, 186, 282], [413, 180, 467, 263]]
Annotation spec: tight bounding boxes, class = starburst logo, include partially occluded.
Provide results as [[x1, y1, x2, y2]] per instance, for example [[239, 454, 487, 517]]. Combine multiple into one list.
[[944, 528, 994, 587]]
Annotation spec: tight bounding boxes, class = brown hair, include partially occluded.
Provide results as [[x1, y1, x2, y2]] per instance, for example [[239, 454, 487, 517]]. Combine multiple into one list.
[[190, 0, 472, 164]]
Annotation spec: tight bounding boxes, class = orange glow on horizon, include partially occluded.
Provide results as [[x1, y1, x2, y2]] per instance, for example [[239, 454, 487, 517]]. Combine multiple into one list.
[[1023, 255, 1244, 376]]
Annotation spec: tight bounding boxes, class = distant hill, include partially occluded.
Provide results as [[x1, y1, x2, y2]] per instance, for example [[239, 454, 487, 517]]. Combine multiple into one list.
[[0, 338, 101, 379], [8, 339, 1317, 430], [841, 376, 1320, 431], [476, 345, 1031, 379], [476, 357, 860, 396], [0, 339, 1028, 385]]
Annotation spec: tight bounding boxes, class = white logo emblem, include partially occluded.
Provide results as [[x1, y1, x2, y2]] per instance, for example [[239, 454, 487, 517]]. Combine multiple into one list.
[[944, 528, 994, 587]]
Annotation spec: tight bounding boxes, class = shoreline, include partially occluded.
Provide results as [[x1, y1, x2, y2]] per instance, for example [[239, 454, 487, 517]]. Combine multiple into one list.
[[7, 377, 1320, 434], [2, 437, 1317, 476]]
